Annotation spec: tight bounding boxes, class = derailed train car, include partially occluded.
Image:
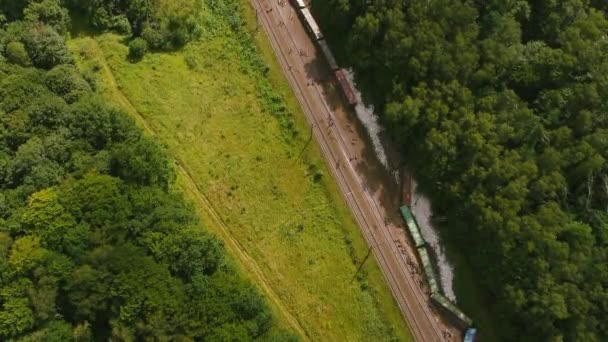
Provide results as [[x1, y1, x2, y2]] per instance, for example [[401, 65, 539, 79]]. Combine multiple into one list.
[[399, 205, 476, 336], [400, 206, 425, 248], [418, 246, 441, 295], [334, 69, 358, 106], [431, 293, 474, 328]]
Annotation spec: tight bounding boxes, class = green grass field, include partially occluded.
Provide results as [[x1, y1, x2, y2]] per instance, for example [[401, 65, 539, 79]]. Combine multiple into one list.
[[68, 1, 412, 340]]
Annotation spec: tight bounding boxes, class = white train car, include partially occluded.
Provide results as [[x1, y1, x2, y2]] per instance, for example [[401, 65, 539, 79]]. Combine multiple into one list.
[[300, 8, 323, 41], [290, 0, 307, 9]]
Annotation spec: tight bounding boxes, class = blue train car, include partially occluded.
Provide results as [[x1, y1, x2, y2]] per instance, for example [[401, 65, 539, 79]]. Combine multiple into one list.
[[464, 328, 477, 342]]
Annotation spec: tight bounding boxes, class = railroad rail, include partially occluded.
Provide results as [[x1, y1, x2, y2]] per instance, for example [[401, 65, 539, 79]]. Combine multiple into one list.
[[250, 0, 446, 340]]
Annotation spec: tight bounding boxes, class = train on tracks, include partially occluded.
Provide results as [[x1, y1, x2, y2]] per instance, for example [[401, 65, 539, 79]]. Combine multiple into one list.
[[290, 0, 358, 107], [400, 172, 478, 341]]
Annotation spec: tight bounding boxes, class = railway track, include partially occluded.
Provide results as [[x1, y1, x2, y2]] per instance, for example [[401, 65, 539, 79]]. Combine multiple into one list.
[[250, 0, 445, 341]]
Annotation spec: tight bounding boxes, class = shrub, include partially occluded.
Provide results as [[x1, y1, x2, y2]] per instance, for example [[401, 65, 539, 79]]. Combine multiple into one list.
[[5, 41, 31, 66], [184, 54, 197, 69], [128, 37, 147, 61]]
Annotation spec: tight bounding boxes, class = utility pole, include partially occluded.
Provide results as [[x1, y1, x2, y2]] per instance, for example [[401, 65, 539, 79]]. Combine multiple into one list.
[[351, 246, 373, 283], [296, 123, 314, 162], [254, 8, 260, 36]]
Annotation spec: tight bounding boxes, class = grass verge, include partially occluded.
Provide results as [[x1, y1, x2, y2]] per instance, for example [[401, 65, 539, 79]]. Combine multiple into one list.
[[68, 1, 412, 340]]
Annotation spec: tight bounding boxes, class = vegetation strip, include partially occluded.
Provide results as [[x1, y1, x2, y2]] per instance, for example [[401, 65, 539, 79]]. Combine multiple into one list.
[[0, 1, 292, 339]]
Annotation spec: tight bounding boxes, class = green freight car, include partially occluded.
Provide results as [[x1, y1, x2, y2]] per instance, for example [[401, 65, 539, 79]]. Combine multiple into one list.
[[400, 206, 425, 248], [417, 246, 440, 295], [431, 292, 473, 327]]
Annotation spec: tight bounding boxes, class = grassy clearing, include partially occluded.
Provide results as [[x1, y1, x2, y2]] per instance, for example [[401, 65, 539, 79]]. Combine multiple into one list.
[[68, 1, 412, 340]]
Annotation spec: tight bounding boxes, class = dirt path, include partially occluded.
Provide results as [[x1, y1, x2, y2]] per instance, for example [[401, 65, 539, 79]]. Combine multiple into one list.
[[92, 46, 310, 340], [250, 0, 459, 341]]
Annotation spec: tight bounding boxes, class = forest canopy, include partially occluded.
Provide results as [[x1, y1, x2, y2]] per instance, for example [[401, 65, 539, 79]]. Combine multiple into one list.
[[312, 0, 608, 341], [0, 1, 294, 340]]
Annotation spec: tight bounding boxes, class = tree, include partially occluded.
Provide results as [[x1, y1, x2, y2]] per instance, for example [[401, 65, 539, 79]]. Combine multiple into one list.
[[110, 138, 176, 189], [0, 297, 35, 338], [67, 95, 141, 149], [7, 236, 47, 275], [23, 0, 71, 36], [20, 188, 89, 255], [44, 64, 92, 103], [23, 24, 72, 69], [25, 93, 69, 129]]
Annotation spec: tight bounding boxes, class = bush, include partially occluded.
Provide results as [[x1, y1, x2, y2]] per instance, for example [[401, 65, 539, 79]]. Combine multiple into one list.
[[128, 37, 147, 61], [24, 25, 72, 69], [5, 41, 31, 66], [184, 54, 197, 69]]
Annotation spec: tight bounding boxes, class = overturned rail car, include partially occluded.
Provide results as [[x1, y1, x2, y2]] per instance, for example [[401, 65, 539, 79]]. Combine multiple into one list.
[[417, 246, 441, 295], [431, 292, 474, 328], [334, 69, 358, 106], [400, 206, 425, 248]]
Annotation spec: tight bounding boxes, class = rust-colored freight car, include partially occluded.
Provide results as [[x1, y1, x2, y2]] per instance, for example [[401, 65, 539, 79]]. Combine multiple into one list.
[[334, 69, 358, 106]]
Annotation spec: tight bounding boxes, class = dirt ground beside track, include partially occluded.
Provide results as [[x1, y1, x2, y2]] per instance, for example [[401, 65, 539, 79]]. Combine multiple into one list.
[[249, 0, 462, 341]]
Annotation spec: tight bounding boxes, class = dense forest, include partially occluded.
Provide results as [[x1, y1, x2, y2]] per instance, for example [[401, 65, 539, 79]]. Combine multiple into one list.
[[312, 0, 608, 341], [0, 1, 294, 340]]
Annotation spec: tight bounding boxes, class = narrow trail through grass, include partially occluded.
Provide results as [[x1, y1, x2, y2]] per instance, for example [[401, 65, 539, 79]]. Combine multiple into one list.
[[68, 2, 412, 339]]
